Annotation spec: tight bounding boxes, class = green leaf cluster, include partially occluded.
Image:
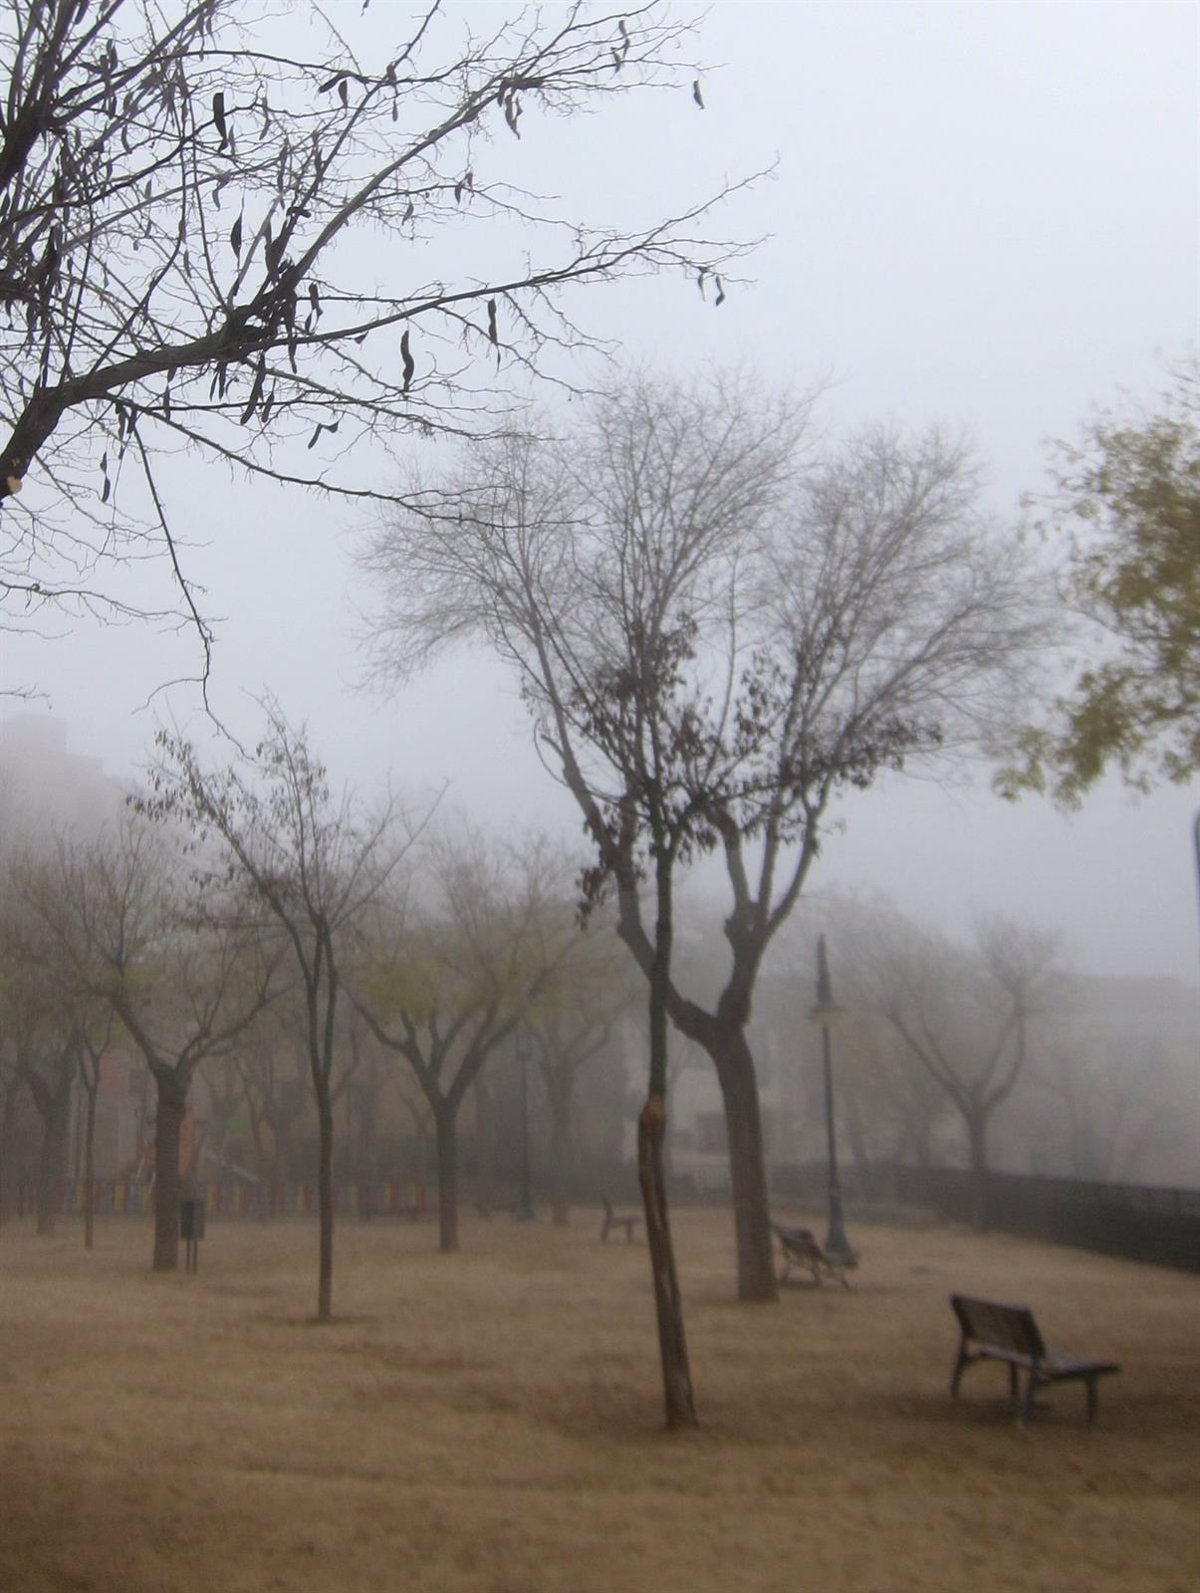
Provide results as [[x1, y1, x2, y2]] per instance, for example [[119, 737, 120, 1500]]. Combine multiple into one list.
[[999, 360, 1200, 804]]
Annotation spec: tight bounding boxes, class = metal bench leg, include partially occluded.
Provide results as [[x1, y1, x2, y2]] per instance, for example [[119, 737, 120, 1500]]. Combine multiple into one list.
[[1007, 1362, 1020, 1404], [950, 1347, 969, 1398], [1085, 1378, 1099, 1427], [1018, 1372, 1038, 1428]]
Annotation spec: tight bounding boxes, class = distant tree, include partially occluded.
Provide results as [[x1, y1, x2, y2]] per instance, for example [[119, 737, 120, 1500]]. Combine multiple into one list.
[[0, 1049, 22, 1222], [865, 914, 1062, 1228], [352, 831, 580, 1255], [145, 703, 415, 1319], [0, 948, 27, 1222], [786, 903, 954, 1180], [836, 1018, 950, 1181], [20, 819, 277, 1268], [1, 870, 69, 1232], [10, 850, 124, 1250], [526, 917, 630, 1226], [362, 374, 1046, 1326], [1000, 357, 1200, 802], [76, 1004, 117, 1249], [217, 1003, 306, 1206], [197, 1045, 250, 1179], [0, 0, 747, 666], [1032, 1029, 1185, 1186], [5, 968, 77, 1236]]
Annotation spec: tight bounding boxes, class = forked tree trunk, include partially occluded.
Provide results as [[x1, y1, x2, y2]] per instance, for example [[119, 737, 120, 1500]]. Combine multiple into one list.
[[434, 1104, 459, 1253], [153, 1076, 186, 1271]]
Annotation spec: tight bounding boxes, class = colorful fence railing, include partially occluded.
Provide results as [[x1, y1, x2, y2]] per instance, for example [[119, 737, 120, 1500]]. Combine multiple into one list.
[[17, 1177, 428, 1221]]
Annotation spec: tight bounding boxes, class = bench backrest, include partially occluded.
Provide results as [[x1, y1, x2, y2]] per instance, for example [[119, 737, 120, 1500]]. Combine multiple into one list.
[[951, 1294, 1046, 1360], [774, 1224, 824, 1258]]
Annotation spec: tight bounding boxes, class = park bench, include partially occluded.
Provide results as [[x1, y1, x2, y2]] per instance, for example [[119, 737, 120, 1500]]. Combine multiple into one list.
[[771, 1222, 854, 1289], [949, 1293, 1121, 1428], [600, 1197, 642, 1243]]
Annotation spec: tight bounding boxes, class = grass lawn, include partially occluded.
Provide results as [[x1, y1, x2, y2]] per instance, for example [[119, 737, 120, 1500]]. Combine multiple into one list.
[[1, 1205, 1196, 1593]]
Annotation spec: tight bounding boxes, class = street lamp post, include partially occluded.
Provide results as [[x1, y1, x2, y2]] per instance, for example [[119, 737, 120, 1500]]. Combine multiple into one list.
[[516, 1032, 536, 1223], [810, 934, 856, 1268]]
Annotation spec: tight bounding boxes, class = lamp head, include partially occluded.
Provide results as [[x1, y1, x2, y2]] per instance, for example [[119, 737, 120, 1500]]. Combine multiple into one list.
[[809, 933, 844, 1023]]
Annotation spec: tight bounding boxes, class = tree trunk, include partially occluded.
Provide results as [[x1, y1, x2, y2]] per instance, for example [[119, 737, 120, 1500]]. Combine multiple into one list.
[[315, 1084, 335, 1319], [245, 1099, 270, 1219], [434, 1104, 459, 1253], [153, 1076, 186, 1272], [639, 847, 698, 1429], [0, 1086, 19, 1224], [35, 1085, 71, 1236], [966, 1113, 990, 1232], [705, 1026, 777, 1303], [473, 1077, 495, 1219], [83, 1079, 97, 1251], [548, 1090, 571, 1227], [274, 1116, 294, 1187], [638, 1095, 697, 1429]]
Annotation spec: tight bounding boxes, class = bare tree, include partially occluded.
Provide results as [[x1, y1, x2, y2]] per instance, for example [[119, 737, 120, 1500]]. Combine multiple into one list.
[[782, 901, 954, 1183], [352, 829, 581, 1254], [12, 1004, 77, 1235], [1030, 1029, 1186, 1186], [0, 941, 28, 1221], [361, 374, 1046, 1319], [145, 702, 416, 1320], [527, 915, 629, 1226], [0, 0, 749, 666], [17, 817, 276, 1268], [866, 913, 1062, 1228], [76, 1003, 117, 1248], [0, 1044, 22, 1222], [5, 850, 124, 1246], [223, 996, 314, 1206], [1, 869, 72, 1232]]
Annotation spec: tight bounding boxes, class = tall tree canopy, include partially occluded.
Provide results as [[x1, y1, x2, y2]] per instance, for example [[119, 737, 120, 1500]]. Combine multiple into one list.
[[144, 704, 415, 1316], [361, 372, 1047, 1320]]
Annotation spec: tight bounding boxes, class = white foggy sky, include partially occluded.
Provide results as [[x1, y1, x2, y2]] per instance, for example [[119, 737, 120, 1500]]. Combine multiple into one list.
[[4, 0, 1199, 984]]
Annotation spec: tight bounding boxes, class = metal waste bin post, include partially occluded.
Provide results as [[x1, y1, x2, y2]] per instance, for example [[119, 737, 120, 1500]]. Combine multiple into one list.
[[180, 1196, 206, 1273]]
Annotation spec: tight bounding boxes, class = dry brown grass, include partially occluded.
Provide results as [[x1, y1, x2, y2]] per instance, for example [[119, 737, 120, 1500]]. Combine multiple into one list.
[[1, 1206, 1197, 1593]]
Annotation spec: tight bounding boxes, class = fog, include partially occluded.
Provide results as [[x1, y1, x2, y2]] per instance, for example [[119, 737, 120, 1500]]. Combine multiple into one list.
[[3, 0, 1198, 987]]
